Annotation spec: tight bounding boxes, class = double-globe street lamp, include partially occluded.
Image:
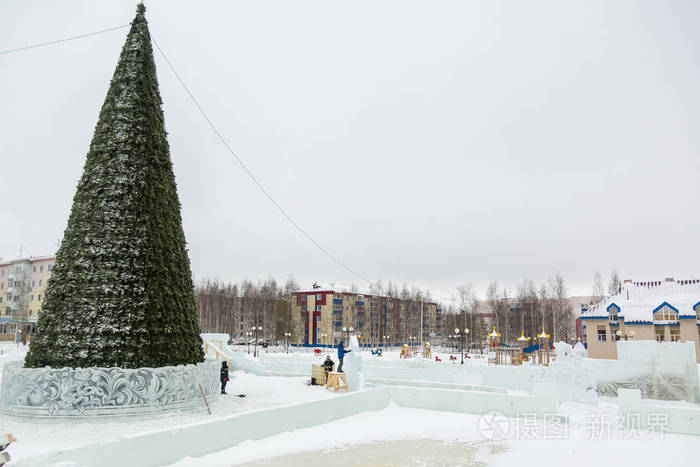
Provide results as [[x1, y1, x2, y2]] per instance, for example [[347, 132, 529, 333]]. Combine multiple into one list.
[[382, 335, 390, 348], [284, 332, 292, 353], [454, 327, 469, 364]]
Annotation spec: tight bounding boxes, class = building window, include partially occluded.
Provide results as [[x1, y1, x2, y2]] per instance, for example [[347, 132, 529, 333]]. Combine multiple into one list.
[[40, 265, 44, 272], [38, 294, 41, 301], [33, 266, 36, 272], [48, 264, 52, 271], [30, 295, 34, 301], [653, 304, 679, 321], [316, 294, 321, 300], [39, 279, 42, 286], [597, 326, 606, 342], [32, 280, 35, 289], [670, 328, 680, 342], [655, 327, 665, 342]]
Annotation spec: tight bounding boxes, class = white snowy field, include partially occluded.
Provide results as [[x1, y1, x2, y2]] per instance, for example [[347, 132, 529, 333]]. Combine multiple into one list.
[[3, 341, 700, 466], [0, 343, 340, 463], [169, 401, 698, 467]]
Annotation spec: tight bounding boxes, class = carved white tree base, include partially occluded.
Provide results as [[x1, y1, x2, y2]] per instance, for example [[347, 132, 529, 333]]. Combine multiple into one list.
[[0, 360, 219, 417]]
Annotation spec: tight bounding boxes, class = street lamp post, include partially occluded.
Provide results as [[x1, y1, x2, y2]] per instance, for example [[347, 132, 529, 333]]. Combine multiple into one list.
[[455, 328, 469, 364], [246, 331, 252, 354], [253, 326, 262, 357], [464, 328, 470, 363], [454, 329, 460, 362], [284, 332, 291, 353]]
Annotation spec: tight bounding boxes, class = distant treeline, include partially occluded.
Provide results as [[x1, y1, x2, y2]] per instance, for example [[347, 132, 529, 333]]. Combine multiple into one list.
[[196, 270, 589, 346]]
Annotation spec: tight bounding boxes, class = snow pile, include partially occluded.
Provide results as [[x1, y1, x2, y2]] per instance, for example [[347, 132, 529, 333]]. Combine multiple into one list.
[[538, 342, 597, 403]]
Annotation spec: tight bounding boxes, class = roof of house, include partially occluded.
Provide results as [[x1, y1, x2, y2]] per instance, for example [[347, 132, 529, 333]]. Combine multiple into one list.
[[580, 279, 700, 322], [0, 255, 55, 267]]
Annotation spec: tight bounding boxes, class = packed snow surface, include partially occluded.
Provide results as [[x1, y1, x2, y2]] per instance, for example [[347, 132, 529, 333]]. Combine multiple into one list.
[[0, 343, 338, 462], [168, 402, 697, 467], [3, 342, 700, 466]]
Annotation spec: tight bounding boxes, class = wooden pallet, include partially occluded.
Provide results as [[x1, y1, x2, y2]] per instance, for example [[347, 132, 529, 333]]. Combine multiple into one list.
[[325, 372, 348, 392]]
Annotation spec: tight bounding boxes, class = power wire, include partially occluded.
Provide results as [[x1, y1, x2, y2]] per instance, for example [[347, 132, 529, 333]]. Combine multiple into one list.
[[0, 24, 130, 56], [151, 37, 374, 286]]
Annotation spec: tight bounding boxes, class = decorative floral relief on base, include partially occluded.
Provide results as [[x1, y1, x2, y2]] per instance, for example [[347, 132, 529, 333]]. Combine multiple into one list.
[[596, 373, 691, 401], [0, 359, 219, 417]]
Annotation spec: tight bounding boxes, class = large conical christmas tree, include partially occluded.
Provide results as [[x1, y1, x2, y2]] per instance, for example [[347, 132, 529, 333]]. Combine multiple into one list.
[[25, 4, 204, 369]]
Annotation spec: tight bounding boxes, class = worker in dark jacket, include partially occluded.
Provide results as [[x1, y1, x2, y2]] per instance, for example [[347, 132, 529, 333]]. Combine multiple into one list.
[[337, 340, 351, 373], [322, 355, 335, 379], [220, 361, 229, 395]]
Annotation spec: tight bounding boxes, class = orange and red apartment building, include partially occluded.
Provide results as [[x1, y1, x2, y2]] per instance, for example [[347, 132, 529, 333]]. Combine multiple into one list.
[[291, 289, 442, 347]]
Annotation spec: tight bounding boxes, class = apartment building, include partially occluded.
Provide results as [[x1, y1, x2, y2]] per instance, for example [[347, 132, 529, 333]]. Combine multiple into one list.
[[0, 256, 55, 338], [291, 289, 442, 346], [580, 278, 700, 362]]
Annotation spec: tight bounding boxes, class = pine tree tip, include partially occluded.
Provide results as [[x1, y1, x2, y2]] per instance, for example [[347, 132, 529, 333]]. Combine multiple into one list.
[[137, 2, 146, 15]]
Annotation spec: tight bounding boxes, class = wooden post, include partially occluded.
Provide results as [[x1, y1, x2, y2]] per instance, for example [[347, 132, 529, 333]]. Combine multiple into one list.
[[198, 384, 211, 415]]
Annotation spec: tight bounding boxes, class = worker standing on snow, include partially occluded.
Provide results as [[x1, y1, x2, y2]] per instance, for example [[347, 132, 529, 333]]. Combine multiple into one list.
[[337, 340, 351, 373], [220, 361, 229, 395], [322, 355, 335, 379]]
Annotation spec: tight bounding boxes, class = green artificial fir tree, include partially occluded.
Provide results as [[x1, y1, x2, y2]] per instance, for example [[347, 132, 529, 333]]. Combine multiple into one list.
[[25, 3, 204, 368]]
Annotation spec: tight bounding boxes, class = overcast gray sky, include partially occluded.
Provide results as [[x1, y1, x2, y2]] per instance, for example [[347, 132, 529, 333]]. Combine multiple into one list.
[[1, 0, 698, 300]]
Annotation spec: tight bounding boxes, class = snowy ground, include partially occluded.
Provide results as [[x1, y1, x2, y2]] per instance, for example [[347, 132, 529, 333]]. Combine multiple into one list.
[[169, 401, 697, 467], [0, 343, 340, 463], [237, 344, 471, 362], [2, 342, 699, 466]]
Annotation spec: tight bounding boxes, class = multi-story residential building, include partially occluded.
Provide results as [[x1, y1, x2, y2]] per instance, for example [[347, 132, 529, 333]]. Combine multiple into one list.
[[580, 278, 700, 362], [0, 256, 55, 339], [291, 289, 441, 347]]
